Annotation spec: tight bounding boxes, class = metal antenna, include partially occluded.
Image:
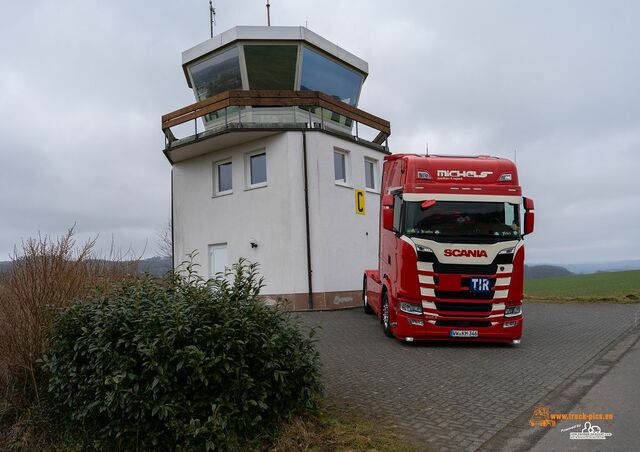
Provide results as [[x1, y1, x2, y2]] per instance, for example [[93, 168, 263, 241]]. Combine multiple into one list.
[[266, 0, 271, 26], [209, 0, 216, 38], [426, 142, 429, 156], [514, 148, 517, 164]]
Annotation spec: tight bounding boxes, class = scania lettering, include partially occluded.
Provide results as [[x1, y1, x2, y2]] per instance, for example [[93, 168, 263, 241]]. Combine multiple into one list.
[[363, 155, 535, 344], [444, 249, 489, 258]]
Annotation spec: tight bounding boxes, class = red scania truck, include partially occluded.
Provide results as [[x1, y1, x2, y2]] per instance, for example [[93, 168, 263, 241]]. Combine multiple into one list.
[[363, 154, 535, 344]]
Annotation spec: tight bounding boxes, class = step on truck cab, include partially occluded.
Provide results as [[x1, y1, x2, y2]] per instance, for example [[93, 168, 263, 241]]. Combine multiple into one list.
[[363, 154, 535, 343]]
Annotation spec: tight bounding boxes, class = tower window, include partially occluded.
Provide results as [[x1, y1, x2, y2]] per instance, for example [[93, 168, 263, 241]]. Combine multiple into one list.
[[244, 45, 297, 90], [247, 151, 267, 188], [364, 158, 377, 190], [334, 149, 351, 185], [189, 47, 242, 101], [214, 160, 233, 196], [300, 46, 364, 106]]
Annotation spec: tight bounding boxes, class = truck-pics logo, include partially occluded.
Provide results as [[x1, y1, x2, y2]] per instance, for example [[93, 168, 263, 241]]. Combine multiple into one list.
[[444, 249, 488, 257], [437, 170, 493, 179]]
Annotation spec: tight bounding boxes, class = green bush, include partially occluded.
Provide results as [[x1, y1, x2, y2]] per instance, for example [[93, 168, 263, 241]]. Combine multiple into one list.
[[43, 259, 321, 450]]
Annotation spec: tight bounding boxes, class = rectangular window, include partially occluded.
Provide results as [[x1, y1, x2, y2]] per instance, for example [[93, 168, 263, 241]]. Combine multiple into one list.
[[208, 243, 228, 277], [214, 160, 232, 195], [246, 151, 267, 189], [393, 194, 402, 232], [364, 158, 376, 190], [334, 150, 349, 184]]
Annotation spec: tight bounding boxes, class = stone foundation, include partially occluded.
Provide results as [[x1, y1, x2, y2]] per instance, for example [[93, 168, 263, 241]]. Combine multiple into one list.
[[261, 290, 362, 311]]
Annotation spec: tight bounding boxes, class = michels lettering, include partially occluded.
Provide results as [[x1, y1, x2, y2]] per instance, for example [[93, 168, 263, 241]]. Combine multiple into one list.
[[437, 170, 493, 178], [444, 249, 488, 257]]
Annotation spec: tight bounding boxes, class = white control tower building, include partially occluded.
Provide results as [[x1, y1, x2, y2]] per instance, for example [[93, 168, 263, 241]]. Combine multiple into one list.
[[162, 26, 391, 310]]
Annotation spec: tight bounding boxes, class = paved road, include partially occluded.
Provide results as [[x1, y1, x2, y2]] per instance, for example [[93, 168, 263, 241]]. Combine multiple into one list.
[[531, 335, 640, 452], [296, 303, 640, 452]]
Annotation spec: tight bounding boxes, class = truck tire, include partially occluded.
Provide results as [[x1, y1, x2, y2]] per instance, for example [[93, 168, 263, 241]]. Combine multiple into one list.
[[363, 277, 373, 314], [381, 291, 393, 337]]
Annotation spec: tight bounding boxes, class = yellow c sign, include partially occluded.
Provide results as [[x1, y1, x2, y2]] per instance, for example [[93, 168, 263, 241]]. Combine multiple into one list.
[[355, 189, 366, 215]]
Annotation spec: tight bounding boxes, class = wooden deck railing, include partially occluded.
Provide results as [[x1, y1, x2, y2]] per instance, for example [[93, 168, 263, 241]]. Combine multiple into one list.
[[161, 90, 391, 146]]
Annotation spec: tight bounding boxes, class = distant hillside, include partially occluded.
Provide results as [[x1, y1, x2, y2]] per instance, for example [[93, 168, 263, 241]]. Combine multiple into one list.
[[562, 259, 640, 274], [2, 258, 566, 281], [525, 264, 573, 280], [135, 256, 172, 277], [525, 269, 640, 301], [0, 256, 172, 278]]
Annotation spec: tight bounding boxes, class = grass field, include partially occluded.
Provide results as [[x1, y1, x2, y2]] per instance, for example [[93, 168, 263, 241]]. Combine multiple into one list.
[[525, 269, 640, 303]]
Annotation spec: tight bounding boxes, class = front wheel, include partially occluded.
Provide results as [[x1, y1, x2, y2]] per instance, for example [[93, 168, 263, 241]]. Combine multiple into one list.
[[381, 292, 393, 337], [363, 277, 373, 314]]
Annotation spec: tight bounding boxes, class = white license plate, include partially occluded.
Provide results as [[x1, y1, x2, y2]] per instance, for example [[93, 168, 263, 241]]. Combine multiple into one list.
[[450, 330, 479, 338]]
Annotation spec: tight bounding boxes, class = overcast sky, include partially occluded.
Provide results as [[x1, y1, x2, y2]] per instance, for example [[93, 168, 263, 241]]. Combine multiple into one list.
[[1, 0, 639, 264]]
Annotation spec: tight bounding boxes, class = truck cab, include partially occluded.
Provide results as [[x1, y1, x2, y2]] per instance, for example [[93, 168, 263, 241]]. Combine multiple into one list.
[[363, 154, 535, 343]]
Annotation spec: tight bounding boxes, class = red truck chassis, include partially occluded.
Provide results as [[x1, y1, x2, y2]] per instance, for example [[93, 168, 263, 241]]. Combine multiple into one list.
[[364, 154, 535, 344]]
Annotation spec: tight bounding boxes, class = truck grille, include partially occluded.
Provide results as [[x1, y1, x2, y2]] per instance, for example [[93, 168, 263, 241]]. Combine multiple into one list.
[[435, 290, 494, 300], [434, 302, 492, 312], [416, 245, 515, 304], [433, 263, 497, 275], [435, 320, 492, 328]]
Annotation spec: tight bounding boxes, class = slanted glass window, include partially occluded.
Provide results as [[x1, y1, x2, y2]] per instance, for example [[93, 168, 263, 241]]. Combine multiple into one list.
[[300, 46, 364, 106], [334, 151, 347, 183], [244, 45, 297, 90], [249, 152, 267, 187], [214, 160, 232, 195], [364, 158, 376, 190], [189, 47, 242, 101]]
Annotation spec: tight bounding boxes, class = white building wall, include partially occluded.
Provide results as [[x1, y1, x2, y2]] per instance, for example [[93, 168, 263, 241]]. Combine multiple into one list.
[[172, 129, 384, 306], [305, 132, 382, 294], [173, 132, 308, 296]]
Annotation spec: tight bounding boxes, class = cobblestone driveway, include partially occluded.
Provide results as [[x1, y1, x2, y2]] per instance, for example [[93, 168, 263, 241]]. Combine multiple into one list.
[[296, 303, 639, 451]]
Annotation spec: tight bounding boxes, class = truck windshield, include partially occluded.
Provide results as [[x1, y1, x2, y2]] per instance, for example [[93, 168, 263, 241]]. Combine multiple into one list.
[[403, 201, 521, 240]]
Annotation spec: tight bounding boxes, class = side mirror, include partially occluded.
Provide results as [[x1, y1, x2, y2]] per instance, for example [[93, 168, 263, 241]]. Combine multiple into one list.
[[524, 197, 535, 211], [524, 211, 535, 235], [523, 196, 535, 235], [382, 208, 394, 231], [382, 194, 394, 207]]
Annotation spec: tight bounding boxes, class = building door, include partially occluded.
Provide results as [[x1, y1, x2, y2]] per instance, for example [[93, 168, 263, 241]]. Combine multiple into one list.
[[208, 243, 228, 277]]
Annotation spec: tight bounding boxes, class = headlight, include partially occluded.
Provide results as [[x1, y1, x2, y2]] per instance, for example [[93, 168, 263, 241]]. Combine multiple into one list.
[[504, 305, 522, 317], [400, 301, 423, 315], [499, 247, 515, 254], [416, 245, 433, 253]]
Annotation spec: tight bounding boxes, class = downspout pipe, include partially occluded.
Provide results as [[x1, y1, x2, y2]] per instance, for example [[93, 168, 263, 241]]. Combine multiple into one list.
[[302, 131, 313, 309], [171, 167, 175, 273]]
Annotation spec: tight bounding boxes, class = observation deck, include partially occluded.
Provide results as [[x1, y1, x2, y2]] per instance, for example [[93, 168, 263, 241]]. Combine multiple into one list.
[[161, 26, 391, 163]]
